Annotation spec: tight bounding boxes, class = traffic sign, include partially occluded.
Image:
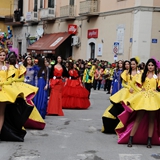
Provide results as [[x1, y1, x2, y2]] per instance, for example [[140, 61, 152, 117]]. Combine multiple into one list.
[[152, 39, 157, 43], [113, 42, 119, 54]]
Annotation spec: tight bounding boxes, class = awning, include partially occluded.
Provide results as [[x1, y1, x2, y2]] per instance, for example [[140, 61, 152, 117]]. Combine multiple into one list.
[[27, 32, 70, 54]]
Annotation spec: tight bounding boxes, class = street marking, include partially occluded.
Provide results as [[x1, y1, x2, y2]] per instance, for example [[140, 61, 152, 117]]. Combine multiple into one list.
[[59, 145, 67, 149], [119, 154, 142, 160], [52, 130, 72, 138], [79, 118, 92, 121], [59, 118, 69, 121], [11, 156, 40, 160]]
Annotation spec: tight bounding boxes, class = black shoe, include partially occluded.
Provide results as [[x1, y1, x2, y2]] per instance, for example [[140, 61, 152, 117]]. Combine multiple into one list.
[[106, 92, 110, 94], [128, 136, 133, 147], [147, 137, 152, 148]]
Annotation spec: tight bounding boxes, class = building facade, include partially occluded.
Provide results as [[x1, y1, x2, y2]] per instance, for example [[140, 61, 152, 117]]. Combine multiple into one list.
[[7, 0, 160, 62], [0, 0, 14, 36]]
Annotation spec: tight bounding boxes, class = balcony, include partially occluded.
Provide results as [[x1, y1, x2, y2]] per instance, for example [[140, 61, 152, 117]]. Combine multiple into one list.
[[40, 8, 55, 20], [26, 12, 38, 23], [60, 5, 76, 20], [5, 14, 25, 27], [79, 0, 100, 16]]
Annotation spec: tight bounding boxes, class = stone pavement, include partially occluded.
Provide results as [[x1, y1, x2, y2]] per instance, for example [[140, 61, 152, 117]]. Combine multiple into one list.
[[0, 89, 160, 160]]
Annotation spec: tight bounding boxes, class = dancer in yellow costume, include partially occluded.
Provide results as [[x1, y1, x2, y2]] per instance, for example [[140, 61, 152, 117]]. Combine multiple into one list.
[[83, 62, 94, 98], [117, 58, 160, 148], [8, 52, 45, 130], [8, 52, 38, 105], [102, 58, 141, 133], [0, 48, 27, 141]]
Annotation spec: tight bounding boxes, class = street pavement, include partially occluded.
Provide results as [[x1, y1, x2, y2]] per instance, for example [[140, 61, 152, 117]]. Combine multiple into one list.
[[0, 89, 160, 160]]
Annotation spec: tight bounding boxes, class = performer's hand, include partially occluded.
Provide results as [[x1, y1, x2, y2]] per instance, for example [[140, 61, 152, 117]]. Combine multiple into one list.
[[129, 88, 134, 93], [44, 84, 48, 90], [141, 88, 145, 91]]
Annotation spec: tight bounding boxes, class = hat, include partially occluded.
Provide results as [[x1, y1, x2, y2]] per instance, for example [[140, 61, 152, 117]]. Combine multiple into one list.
[[135, 56, 140, 64], [87, 62, 92, 66]]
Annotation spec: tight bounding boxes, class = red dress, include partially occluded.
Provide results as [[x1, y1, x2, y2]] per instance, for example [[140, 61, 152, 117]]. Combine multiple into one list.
[[47, 68, 64, 116], [62, 69, 90, 109]]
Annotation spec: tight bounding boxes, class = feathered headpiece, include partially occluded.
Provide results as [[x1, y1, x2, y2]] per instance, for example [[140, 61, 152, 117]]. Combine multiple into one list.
[[152, 57, 160, 69]]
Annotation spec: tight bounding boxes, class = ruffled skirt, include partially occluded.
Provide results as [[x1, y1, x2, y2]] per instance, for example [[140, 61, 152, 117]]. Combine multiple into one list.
[[62, 80, 90, 109]]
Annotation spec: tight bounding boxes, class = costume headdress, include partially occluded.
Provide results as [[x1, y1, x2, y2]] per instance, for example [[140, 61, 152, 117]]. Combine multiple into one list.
[[135, 56, 140, 64], [152, 57, 160, 68]]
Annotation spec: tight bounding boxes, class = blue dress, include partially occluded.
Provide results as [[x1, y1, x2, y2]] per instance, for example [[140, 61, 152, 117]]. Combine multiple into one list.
[[33, 66, 48, 119], [111, 69, 123, 95]]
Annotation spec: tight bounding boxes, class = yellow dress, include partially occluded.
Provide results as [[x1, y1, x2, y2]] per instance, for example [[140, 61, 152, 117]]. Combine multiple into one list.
[[126, 76, 160, 111], [0, 65, 23, 103], [110, 70, 142, 104], [10, 64, 38, 103], [24, 106, 46, 130]]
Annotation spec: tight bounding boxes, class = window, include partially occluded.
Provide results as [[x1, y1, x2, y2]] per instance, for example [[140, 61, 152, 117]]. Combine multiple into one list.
[[40, 0, 43, 8], [34, 0, 38, 11], [70, 0, 74, 5], [48, 0, 54, 8]]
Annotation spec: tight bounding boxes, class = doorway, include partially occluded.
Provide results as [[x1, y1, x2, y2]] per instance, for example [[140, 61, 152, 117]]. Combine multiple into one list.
[[89, 42, 95, 59]]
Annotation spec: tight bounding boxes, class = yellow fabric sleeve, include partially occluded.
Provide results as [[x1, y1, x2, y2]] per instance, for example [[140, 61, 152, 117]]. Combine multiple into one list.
[[0, 77, 12, 85], [130, 80, 141, 92], [82, 69, 87, 83], [7, 65, 15, 78], [158, 79, 160, 88], [121, 70, 128, 82], [19, 65, 26, 76], [14, 74, 25, 82], [122, 80, 130, 89]]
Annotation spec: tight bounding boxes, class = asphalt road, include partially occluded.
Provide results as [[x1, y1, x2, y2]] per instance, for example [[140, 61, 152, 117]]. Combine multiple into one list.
[[0, 89, 160, 160]]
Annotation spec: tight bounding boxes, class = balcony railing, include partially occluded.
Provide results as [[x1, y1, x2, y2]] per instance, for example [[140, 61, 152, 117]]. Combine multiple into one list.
[[26, 12, 38, 22], [40, 8, 55, 20], [79, 0, 100, 16], [5, 15, 14, 23], [5, 14, 25, 26], [60, 5, 76, 20]]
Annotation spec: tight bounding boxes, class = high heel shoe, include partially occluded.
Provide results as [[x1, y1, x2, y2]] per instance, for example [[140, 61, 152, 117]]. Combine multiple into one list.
[[147, 137, 152, 148], [127, 136, 133, 147]]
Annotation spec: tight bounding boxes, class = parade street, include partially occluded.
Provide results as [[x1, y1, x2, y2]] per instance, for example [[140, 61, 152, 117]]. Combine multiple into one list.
[[0, 90, 160, 160]]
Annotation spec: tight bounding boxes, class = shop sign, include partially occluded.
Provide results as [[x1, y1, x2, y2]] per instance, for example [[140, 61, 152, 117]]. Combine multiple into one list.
[[68, 24, 77, 34], [88, 29, 98, 39], [50, 37, 64, 47]]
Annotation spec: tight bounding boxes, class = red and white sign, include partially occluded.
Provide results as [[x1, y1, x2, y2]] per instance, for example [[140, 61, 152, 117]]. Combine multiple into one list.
[[68, 24, 77, 34], [88, 29, 98, 39]]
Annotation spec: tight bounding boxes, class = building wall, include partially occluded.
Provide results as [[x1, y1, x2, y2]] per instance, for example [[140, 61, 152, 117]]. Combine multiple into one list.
[[0, 0, 14, 16], [132, 10, 153, 62], [150, 12, 160, 60], [0, 0, 14, 33], [13, 0, 160, 62]]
